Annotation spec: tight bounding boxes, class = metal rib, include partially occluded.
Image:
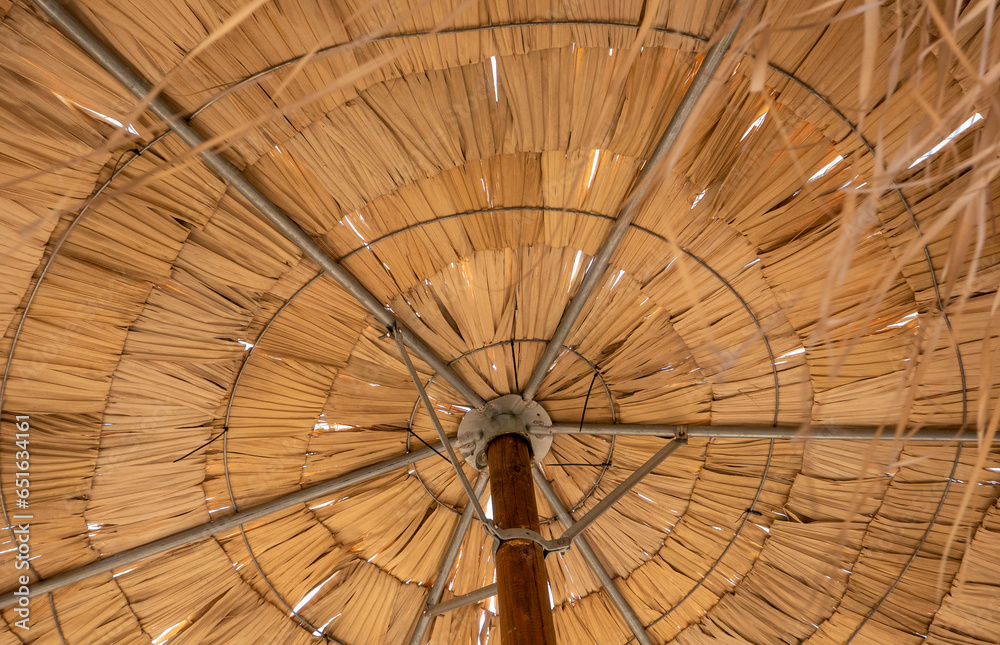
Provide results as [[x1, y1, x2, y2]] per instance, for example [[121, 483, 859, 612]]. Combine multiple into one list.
[[551, 423, 988, 442], [0, 440, 454, 608], [31, 0, 485, 409], [631, 439, 775, 641], [393, 332, 493, 529], [425, 583, 499, 617], [560, 438, 682, 543], [521, 20, 740, 401], [407, 475, 490, 645], [533, 468, 655, 645]]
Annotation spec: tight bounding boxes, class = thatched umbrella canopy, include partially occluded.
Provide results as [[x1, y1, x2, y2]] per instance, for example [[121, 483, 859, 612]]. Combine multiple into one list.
[[1, 0, 999, 643]]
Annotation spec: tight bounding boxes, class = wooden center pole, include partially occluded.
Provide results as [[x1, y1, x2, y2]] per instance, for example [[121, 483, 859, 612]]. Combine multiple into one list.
[[487, 433, 558, 645]]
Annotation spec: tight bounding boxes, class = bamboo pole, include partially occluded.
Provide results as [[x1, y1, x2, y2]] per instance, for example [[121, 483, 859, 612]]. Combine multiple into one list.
[[488, 433, 558, 645]]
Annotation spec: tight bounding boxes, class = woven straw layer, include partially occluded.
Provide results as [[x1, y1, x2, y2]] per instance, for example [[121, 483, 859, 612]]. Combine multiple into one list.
[[2, 1, 1000, 644]]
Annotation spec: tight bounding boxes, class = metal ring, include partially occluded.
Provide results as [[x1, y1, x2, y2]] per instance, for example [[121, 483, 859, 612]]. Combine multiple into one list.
[[340, 208, 782, 426], [221, 271, 343, 641], [404, 339, 618, 523], [0, 139, 166, 645], [629, 438, 775, 640]]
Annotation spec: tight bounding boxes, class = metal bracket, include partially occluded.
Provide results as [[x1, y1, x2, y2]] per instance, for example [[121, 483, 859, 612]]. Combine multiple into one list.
[[491, 527, 571, 557], [457, 395, 553, 470]]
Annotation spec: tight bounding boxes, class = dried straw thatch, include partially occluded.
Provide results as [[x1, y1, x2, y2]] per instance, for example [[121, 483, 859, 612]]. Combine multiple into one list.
[[1, 0, 1000, 643]]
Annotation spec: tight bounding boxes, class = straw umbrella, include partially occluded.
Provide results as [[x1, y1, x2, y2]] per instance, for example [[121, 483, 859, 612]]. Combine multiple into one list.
[[1, 0, 999, 643]]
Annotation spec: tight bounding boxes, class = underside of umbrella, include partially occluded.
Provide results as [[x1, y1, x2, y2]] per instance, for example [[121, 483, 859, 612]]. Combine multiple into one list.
[[1, 1, 1000, 644]]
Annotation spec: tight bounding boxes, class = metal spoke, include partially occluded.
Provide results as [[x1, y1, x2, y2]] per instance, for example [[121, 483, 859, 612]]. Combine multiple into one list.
[[521, 21, 740, 401], [533, 468, 654, 645], [407, 474, 490, 645], [551, 423, 990, 442], [394, 332, 493, 530], [32, 0, 485, 409], [0, 441, 454, 607], [426, 583, 498, 617], [559, 438, 682, 543]]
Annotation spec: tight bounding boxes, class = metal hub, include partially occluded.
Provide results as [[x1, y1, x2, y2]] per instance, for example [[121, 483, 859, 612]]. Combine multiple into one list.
[[458, 394, 553, 470]]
